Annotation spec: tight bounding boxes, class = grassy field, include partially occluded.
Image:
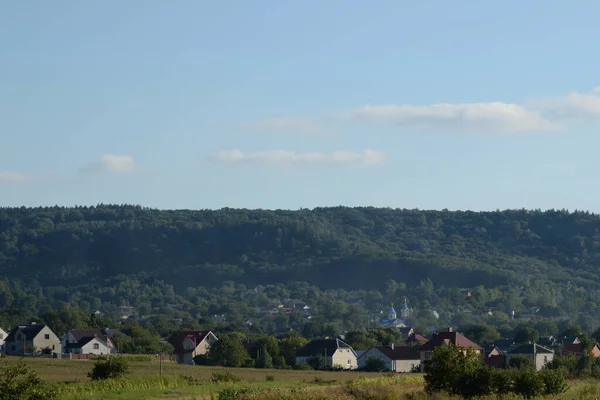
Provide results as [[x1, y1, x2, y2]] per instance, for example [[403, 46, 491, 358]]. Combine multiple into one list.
[[9, 357, 600, 399], [3, 356, 415, 399]]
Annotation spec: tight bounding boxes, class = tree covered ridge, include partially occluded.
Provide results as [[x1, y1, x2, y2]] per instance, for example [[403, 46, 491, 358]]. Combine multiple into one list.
[[1, 205, 600, 290]]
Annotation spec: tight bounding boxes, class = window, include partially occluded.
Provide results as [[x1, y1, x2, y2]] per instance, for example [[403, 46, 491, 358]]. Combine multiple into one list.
[[0, 333, 3, 339], [44, 334, 50, 340], [93, 344, 100, 350], [544, 356, 548, 363], [52, 345, 55, 350], [348, 359, 352, 365]]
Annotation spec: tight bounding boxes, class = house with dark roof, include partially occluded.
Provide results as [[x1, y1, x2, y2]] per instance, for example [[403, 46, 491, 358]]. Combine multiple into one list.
[[491, 338, 516, 354], [507, 344, 554, 370], [0, 327, 7, 353], [484, 346, 505, 367], [62, 329, 125, 355], [418, 327, 482, 372], [295, 338, 358, 370], [357, 344, 420, 372], [561, 343, 600, 358], [171, 330, 218, 365], [5, 323, 61, 356], [398, 327, 415, 338]]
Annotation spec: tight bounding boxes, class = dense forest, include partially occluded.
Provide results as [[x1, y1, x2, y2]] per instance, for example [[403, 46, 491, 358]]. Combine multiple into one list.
[[1, 205, 600, 336]]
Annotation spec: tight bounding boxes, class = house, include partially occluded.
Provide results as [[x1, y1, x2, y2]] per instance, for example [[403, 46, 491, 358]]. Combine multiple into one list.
[[358, 344, 420, 372], [62, 329, 125, 355], [0, 327, 7, 353], [491, 338, 516, 354], [295, 338, 358, 370], [484, 346, 505, 367], [418, 327, 482, 372], [507, 344, 554, 371], [406, 333, 428, 347], [5, 323, 62, 356], [398, 327, 415, 338], [171, 330, 218, 365], [561, 343, 600, 358]]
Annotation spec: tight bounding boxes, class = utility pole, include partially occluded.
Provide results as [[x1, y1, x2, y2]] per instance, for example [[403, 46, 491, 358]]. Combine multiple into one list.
[[159, 354, 163, 376]]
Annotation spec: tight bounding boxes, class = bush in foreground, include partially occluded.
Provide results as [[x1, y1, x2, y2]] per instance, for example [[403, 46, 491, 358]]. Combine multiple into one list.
[[88, 356, 130, 381], [0, 360, 57, 400]]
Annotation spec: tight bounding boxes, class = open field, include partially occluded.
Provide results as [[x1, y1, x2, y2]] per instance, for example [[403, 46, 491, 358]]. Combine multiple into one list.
[[1, 356, 383, 383], [9, 357, 600, 399]]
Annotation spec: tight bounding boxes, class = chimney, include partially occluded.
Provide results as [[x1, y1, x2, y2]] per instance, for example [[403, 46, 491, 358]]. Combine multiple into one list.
[[448, 327, 453, 332], [390, 343, 394, 350]]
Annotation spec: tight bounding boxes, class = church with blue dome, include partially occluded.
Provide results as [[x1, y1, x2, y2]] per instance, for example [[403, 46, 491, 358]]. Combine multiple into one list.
[[379, 298, 411, 328]]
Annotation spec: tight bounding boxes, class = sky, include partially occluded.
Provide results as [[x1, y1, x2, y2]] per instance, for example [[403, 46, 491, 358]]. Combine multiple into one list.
[[2, 1, 600, 211]]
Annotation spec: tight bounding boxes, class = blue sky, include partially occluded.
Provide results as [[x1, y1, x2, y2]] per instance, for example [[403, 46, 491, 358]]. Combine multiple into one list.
[[2, 1, 600, 211]]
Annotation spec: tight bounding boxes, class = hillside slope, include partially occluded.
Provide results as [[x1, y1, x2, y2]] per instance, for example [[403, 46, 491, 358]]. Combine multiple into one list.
[[1, 205, 599, 291]]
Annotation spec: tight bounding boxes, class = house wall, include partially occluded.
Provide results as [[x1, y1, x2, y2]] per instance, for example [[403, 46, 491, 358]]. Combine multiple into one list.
[[358, 348, 392, 371], [534, 353, 553, 370], [506, 353, 553, 371], [332, 348, 357, 370], [32, 326, 62, 354], [80, 338, 111, 355], [394, 359, 420, 373], [0, 328, 6, 353]]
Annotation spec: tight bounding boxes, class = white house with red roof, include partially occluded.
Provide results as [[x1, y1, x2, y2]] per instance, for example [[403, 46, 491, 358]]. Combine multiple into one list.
[[171, 330, 218, 365]]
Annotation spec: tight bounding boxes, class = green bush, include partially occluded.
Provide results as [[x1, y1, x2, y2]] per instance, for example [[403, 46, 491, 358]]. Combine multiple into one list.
[[0, 360, 57, 400], [508, 355, 535, 370], [540, 367, 569, 395], [364, 356, 387, 372], [265, 375, 275, 381], [88, 356, 130, 381], [211, 370, 241, 383], [513, 368, 545, 399]]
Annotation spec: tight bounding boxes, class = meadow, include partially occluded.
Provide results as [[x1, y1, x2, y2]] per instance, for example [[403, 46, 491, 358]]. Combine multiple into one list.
[[8, 357, 600, 399]]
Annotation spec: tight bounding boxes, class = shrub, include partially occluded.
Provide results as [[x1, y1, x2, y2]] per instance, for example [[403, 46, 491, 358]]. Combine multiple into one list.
[[0, 353, 6, 359], [540, 367, 568, 395], [211, 370, 241, 383], [88, 356, 130, 381], [455, 366, 494, 398], [423, 344, 481, 395], [265, 375, 275, 381], [0, 360, 58, 400], [364, 356, 387, 372], [508, 355, 534, 370], [308, 354, 329, 370], [513, 368, 545, 399]]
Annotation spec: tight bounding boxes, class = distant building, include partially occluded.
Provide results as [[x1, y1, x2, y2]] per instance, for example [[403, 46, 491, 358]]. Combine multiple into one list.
[[0, 327, 7, 353], [358, 344, 420, 372], [507, 344, 554, 371], [561, 343, 600, 358], [62, 329, 125, 355], [295, 338, 358, 370], [418, 327, 482, 372], [171, 331, 218, 365], [5, 323, 62, 356]]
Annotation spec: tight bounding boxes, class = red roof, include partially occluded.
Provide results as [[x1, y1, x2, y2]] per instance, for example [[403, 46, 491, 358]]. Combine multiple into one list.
[[562, 343, 584, 356], [171, 331, 212, 354], [419, 331, 482, 351], [406, 334, 428, 344]]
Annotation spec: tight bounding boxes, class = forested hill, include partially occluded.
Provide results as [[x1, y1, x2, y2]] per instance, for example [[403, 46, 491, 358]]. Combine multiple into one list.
[[1, 205, 600, 291]]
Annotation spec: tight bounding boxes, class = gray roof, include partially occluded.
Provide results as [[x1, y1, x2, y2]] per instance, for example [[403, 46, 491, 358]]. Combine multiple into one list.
[[509, 344, 553, 355]]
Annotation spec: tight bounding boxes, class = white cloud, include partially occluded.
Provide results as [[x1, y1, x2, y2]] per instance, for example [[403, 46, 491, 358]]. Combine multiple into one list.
[[0, 171, 28, 182], [213, 149, 386, 167], [339, 102, 561, 133], [81, 154, 136, 173], [240, 117, 323, 135], [528, 88, 600, 119]]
